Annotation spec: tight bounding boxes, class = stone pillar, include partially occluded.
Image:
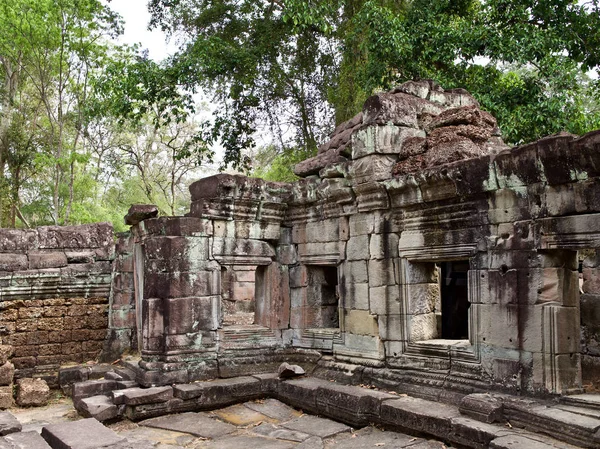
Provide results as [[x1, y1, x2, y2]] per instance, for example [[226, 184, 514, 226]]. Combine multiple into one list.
[[581, 250, 600, 390]]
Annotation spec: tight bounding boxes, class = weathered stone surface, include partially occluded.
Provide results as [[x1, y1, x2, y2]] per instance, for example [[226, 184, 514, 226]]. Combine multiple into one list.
[[278, 363, 305, 379], [72, 380, 118, 404], [77, 395, 119, 422], [124, 204, 159, 226], [380, 396, 460, 439], [2, 431, 53, 449], [0, 349, 12, 367], [140, 412, 236, 438], [282, 415, 351, 438], [0, 388, 12, 410], [0, 254, 28, 271], [0, 363, 14, 387], [0, 412, 21, 436], [251, 423, 311, 442], [459, 393, 504, 424], [113, 386, 173, 406], [41, 418, 126, 449], [16, 378, 49, 407], [244, 398, 300, 422]]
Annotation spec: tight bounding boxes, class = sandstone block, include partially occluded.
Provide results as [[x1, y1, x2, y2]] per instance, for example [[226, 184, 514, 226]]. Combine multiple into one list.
[[459, 393, 504, 423], [343, 234, 368, 262], [345, 310, 379, 336], [369, 233, 399, 260], [113, 386, 173, 406], [72, 379, 117, 404], [349, 154, 398, 184], [368, 259, 397, 287], [0, 347, 13, 365], [125, 204, 158, 225], [315, 382, 396, 427], [352, 124, 425, 159], [77, 395, 119, 422], [0, 254, 28, 271], [0, 387, 12, 410], [28, 252, 68, 269], [343, 282, 369, 311], [380, 396, 460, 439], [0, 363, 14, 386], [408, 313, 438, 341], [16, 378, 50, 407], [343, 261, 368, 284], [369, 285, 401, 315], [41, 418, 125, 449]]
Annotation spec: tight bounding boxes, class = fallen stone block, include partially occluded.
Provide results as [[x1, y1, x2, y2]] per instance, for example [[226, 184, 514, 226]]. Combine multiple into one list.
[[459, 393, 504, 423], [115, 380, 137, 390], [0, 411, 22, 436], [16, 378, 49, 407], [112, 386, 173, 406], [58, 366, 89, 395], [103, 371, 123, 381], [72, 379, 118, 404], [278, 363, 305, 379], [78, 395, 119, 422], [41, 418, 126, 449], [2, 430, 53, 448]]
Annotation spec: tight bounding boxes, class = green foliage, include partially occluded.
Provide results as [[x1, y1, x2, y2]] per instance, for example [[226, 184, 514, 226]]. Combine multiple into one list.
[[149, 0, 600, 168], [251, 145, 314, 182]]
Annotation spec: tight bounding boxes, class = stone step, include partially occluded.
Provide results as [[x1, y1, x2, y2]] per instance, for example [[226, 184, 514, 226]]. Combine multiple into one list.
[[68, 373, 598, 448], [560, 393, 600, 410]]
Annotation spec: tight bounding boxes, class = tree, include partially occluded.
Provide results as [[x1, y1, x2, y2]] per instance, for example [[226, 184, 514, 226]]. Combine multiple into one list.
[[147, 0, 600, 171], [0, 0, 123, 226]]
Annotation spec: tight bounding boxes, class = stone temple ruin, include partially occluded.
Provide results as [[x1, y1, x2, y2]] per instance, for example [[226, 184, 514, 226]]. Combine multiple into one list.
[[2, 80, 600, 448]]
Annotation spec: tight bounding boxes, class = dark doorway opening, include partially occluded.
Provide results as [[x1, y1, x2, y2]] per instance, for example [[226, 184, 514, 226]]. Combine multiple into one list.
[[440, 260, 470, 339]]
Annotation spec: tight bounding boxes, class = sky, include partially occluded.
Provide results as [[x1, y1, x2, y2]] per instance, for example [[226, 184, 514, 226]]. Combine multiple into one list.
[[104, 0, 175, 62]]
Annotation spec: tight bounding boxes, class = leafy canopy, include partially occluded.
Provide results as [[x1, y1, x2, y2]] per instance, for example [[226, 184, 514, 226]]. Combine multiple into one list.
[[147, 0, 600, 174]]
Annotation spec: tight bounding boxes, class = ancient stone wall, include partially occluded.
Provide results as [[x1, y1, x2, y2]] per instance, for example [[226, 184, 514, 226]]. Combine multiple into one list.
[[0, 223, 114, 386], [120, 80, 600, 399]]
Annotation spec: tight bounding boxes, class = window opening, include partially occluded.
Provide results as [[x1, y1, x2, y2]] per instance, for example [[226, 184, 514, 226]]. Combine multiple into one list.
[[440, 261, 470, 339]]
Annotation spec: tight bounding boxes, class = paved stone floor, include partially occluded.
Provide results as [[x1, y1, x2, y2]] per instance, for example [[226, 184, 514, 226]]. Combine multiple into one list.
[[8, 397, 449, 448]]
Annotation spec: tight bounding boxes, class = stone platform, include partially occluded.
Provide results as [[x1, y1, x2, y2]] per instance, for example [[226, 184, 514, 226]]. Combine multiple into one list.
[[62, 365, 600, 448]]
